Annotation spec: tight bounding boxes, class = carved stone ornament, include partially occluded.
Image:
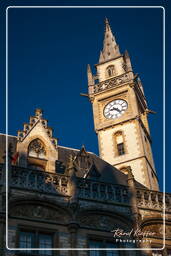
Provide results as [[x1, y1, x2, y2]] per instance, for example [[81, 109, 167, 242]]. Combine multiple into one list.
[[79, 214, 125, 231], [94, 73, 130, 94], [11, 204, 68, 223], [28, 139, 46, 158], [142, 224, 168, 239]]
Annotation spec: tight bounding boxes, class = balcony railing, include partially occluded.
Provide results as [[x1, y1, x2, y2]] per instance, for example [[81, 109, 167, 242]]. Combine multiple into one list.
[[0, 164, 170, 211]]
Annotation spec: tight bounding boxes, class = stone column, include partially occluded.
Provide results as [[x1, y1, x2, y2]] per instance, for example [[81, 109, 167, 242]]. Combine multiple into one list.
[[66, 155, 80, 255], [68, 222, 79, 256], [127, 166, 141, 229], [127, 167, 153, 256]]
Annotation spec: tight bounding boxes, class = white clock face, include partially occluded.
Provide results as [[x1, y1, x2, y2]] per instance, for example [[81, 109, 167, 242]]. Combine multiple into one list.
[[104, 99, 128, 120]]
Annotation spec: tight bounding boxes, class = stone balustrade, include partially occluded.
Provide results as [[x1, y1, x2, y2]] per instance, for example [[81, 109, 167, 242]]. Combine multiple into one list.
[[0, 164, 170, 211], [136, 188, 171, 212], [0, 164, 69, 195], [77, 178, 129, 204]]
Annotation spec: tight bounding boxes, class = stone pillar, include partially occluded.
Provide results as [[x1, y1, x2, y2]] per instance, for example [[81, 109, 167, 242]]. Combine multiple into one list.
[[127, 166, 141, 229], [67, 154, 79, 208], [127, 167, 153, 256], [66, 155, 80, 255], [68, 222, 79, 256]]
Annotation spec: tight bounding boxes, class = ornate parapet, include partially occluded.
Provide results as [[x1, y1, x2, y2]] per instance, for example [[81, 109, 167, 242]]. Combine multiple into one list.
[[0, 165, 129, 205], [136, 188, 171, 212], [1, 165, 170, 213], [77, 178, 129, 204], [93, 72, 132, 94], [9, 166, 69, 195]]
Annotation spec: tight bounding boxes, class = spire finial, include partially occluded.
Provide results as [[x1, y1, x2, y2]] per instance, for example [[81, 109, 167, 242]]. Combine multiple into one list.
[[87, 64, 91, 72], [35, 108, 43, 118], [105, 17, 109, 25], [105, 17, 110, 31]]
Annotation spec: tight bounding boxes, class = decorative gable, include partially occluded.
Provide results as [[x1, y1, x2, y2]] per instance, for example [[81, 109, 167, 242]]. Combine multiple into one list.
[[84, 162, 101, 179], [16, 109, 58, 172]]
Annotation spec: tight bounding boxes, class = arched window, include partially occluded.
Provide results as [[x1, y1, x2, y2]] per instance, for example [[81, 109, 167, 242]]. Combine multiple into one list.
[[114, 131, 125, 156], [120, 166, 129, 175], [28, 139, 46, 159], [106, 65, 115, 78]]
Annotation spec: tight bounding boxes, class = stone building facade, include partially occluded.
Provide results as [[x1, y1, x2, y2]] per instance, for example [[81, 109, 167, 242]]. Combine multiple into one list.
[[0, 18, 171, 256]]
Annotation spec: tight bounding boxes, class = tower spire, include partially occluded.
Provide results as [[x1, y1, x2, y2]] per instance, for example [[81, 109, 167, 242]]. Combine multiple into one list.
[[99, 18, 120, 63]]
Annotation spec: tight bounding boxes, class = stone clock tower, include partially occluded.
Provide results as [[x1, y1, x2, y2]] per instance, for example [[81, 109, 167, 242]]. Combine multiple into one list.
[[87, 18, 159, 191]]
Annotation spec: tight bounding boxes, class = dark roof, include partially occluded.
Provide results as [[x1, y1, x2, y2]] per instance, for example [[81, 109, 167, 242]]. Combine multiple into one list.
[[0, 134, 145, 188], [58, 146, 145, 188]]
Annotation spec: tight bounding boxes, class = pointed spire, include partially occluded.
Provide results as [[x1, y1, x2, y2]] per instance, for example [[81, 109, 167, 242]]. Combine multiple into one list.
[[87, 64, 94, 86], [99, 51, 105, 63], [99, 18, 120, 63], [123, 50, 132, 72], [80, 144, 87, 155]]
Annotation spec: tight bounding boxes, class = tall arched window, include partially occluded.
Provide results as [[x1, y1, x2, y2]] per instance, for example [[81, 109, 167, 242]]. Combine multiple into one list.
[[106, 65, 115, 78], [114, 131, 125, 156], [28, 139, 46, 159]]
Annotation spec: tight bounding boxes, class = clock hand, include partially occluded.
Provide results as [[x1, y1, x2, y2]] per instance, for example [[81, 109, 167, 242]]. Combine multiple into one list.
[[110, 107, 120, 112]]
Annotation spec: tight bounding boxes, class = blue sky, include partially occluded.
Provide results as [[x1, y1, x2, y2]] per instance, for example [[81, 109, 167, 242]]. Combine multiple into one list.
[[0, 1, 170, 192]]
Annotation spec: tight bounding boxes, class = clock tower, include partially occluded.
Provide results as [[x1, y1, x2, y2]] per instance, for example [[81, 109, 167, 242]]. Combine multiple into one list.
[[87, 18, 159, 191]]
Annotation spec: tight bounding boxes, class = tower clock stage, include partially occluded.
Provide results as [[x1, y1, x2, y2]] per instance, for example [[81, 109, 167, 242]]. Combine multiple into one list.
[[87, 18, 159, 191]]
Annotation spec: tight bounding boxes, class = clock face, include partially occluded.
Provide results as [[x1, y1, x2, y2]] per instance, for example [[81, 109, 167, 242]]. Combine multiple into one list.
[[104, 99, 128, 120]]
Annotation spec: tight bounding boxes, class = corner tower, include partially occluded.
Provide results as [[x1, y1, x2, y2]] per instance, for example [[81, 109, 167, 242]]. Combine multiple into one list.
[[87, 18, 159, 191]]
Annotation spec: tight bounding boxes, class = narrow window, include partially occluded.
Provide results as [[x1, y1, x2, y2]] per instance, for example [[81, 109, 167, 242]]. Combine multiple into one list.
[[19, 231, 35, 249], [108, 68, 112, 77], [114, 131, 125, 156], [117, 143, 125, 155], [89, 240, 102, 256], [39, 233, 53, 255], [106, 65, 115, 78], [19, 230, 53, 255]]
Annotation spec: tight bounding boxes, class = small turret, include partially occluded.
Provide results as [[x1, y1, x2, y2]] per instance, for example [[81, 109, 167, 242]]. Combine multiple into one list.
[[87, 64, 94, 95], [123, 50, 132, 72]]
